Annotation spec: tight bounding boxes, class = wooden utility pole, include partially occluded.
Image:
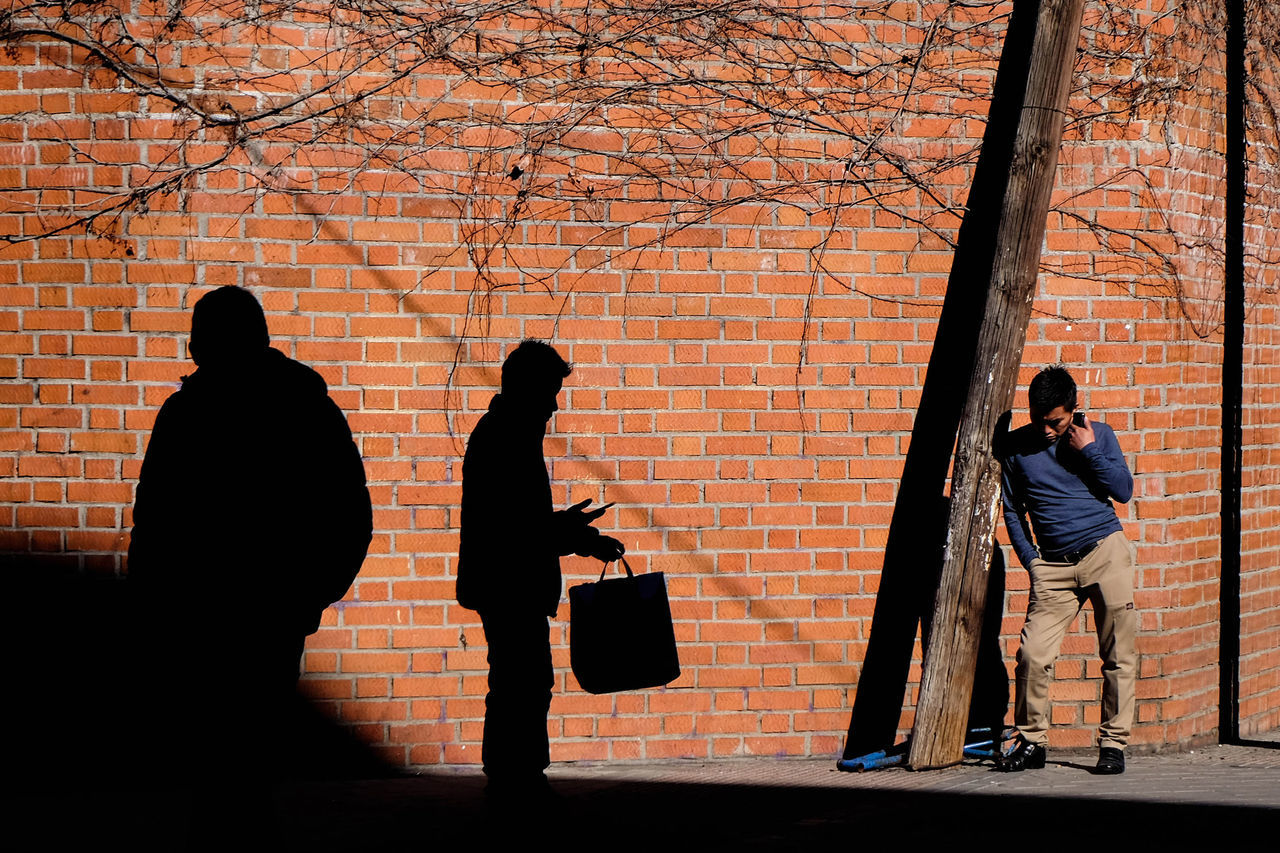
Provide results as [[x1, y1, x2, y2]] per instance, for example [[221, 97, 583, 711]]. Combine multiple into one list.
[[908, 0, 1088, 770], [843, 0, 1050, 760]]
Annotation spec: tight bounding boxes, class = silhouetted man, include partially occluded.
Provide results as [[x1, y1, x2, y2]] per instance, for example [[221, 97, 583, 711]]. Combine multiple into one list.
[[998, 366, 1135, 775], [129, 286, 372, 773], [456, 340, 623, 795]]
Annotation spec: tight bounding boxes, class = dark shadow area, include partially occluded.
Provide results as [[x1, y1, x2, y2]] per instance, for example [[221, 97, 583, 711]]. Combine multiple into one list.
[[10, 285, 419, 845], [20, 771, 1276, 849], [10, 567, 397, 793], [8, 287, 395, 845], [537, 780, 1277, 848], [12, 565, 398, 849], [122, 284, 381, 789], [128, 286, 374, 738]]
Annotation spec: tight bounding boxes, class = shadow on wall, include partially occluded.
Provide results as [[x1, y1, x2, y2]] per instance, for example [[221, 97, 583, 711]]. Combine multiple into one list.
[[9, 563, 396, 791]]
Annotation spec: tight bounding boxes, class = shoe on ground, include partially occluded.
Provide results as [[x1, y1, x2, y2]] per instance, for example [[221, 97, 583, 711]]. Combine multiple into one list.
[[997, 736, 1047, 772], [1094, 747, 1125, 775]]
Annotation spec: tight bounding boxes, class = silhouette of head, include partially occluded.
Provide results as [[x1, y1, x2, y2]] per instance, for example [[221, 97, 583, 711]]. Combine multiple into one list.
[[189, 286, 270, 368], [1028, 365, 1077, 443], [500, 339, 571, 423]]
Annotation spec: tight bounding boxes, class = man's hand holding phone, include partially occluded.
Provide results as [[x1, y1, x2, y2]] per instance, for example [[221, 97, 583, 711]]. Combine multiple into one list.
[[1067, 410, 1095, 451]]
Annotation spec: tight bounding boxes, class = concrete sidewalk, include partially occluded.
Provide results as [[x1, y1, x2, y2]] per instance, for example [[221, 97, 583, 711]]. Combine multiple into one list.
[[279, 738, 1280, 848], [546, 735, 1280, 807], [21, 737, 1279, 849]]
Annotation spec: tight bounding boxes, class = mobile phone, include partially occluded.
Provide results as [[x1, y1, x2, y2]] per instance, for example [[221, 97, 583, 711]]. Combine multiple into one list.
[[1072, 411, 1086, 427]]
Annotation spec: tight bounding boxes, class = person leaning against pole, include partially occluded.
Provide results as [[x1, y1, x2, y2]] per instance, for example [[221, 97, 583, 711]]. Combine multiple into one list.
[[997, 365, 1136, 775]]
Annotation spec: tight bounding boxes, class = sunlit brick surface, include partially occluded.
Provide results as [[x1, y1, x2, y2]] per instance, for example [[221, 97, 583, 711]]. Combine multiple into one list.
[[1, 1, 1276, 766]]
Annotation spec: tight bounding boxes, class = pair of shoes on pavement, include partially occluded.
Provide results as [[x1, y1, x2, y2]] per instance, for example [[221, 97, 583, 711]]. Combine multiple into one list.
[[998, 737, 1126, 775], [997, 736, 1047, 772]]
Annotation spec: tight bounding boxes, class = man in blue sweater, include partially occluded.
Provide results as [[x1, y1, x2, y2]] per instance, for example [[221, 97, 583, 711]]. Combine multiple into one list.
[[998, 366, 1135, 775]]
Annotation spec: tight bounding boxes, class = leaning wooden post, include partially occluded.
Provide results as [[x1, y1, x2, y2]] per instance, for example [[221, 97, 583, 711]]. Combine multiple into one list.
[[907, 0, 1087, 770]]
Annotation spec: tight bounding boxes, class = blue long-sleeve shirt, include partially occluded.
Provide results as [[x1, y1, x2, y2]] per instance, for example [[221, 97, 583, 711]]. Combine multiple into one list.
[[999, 419, 1133, 569]]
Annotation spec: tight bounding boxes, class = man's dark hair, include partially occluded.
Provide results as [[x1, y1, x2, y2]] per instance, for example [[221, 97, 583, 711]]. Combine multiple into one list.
[[501, 339, 571, 394], [1029, 365, 1077, 413], [189, 286, 270, 366]]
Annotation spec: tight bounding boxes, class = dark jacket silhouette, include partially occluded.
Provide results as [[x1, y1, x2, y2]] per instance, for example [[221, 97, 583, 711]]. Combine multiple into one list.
[[130, 347, 372, 638], [457, 393, 589, 617], [130, 287, 372, 702], [127, 286, 371, 835], [455, 340, 622, 788]]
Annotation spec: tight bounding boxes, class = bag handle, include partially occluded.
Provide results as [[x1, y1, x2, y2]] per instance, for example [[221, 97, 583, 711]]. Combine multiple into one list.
[[598, 556, 635, 581]]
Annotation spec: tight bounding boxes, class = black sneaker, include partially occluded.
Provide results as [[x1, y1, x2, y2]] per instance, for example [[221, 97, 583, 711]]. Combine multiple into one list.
[[997, 736, 1047, 772], [1094, 747, 1125, 775]]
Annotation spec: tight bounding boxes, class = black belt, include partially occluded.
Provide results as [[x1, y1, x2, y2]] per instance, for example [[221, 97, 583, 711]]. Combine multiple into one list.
[[1041, 539, 1102, 564]]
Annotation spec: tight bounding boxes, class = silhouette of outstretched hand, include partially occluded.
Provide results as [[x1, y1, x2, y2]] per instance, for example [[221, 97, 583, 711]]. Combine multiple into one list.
[[564, 498, 614, 525]]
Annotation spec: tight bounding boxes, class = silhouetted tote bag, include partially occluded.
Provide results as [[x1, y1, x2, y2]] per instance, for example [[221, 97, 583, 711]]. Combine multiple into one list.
[[569, 558, 680, 694]]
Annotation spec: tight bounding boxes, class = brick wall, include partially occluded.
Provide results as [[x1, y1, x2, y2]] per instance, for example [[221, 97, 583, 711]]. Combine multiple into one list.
[[1, 1, 1276, 766]]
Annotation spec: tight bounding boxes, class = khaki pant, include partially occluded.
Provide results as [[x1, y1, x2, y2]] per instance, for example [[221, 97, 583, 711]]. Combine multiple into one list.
[[1014, 530, 1136, 750]]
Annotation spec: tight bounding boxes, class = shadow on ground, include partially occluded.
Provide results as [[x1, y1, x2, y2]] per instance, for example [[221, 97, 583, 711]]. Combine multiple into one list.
[[12, 567, 392, 792], [14, 565, 1279, 848], [20, 771, 1278, 850]]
